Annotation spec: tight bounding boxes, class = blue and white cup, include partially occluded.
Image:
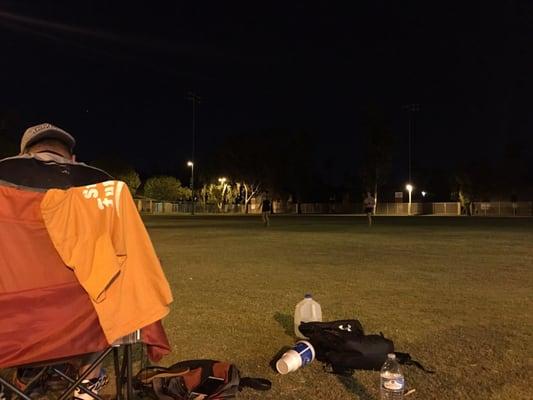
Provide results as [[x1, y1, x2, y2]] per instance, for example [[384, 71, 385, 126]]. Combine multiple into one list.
[[276, 340, 316, 374]]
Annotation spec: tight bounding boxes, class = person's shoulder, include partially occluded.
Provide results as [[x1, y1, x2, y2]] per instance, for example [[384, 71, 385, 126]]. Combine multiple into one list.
[[0, 153, 109, 175], [67, 161, 114, 182], [69, 160, 112, 176]]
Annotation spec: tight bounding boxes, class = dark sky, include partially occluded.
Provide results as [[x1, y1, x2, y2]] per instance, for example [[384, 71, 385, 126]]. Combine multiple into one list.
[[0, 1, 531, 183]]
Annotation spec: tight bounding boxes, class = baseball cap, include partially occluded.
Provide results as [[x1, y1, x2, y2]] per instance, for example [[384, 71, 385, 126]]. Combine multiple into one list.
[[20, 123, 76, 154]]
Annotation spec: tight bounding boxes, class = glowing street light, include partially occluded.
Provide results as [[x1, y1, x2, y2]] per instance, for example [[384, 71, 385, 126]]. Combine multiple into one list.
[[421, 191, 427, 197], [187, 161, 195, 215], [218, 177, 227, 194], [406, 184, 413, 215]]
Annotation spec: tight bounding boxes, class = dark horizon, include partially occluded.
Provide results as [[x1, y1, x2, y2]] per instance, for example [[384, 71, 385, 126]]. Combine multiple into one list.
[[1, 1, 532, 197]]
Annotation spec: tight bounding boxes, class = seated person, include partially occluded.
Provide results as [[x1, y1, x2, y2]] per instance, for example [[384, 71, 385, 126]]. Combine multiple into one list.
[[0, 122, 111, 189], [0, 123, 112, 399]]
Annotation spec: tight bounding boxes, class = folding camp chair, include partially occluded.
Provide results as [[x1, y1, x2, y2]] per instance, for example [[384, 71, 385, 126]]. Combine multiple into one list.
[[0, 330, 142, 400], [0, 184, 170, 400]]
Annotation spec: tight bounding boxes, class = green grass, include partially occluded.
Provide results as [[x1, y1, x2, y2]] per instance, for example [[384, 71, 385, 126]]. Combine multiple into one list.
[[132, 215, 532, 399]]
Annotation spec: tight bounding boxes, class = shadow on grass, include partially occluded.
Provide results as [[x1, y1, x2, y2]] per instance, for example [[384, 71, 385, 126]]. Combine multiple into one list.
[[336, 374, 376, 400], [273, 312, 294, 337]]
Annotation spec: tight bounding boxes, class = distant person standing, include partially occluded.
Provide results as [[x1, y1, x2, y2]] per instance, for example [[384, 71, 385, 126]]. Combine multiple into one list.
[[363, 191, 375, 227], [261, 191, 271, 227]]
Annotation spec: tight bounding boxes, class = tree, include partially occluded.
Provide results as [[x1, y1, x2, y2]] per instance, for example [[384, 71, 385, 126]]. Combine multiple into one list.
[[276, 130, 317, 205], [176, 185, 192, 201], [452, 159, 496, 214], [236, 181, 261, 212], [200, 181, 238, 211], [91, 158, 141, 195], [200, 183, 218, 205], [206, 129, 319, 208], [208, 133, 266, 212], [452, 172, 474, 215], [359, 104, 393, 210], [143, 176, 183, 201]]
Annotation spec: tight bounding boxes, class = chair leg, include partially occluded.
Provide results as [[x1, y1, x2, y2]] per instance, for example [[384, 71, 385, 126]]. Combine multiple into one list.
[[115, 344, 135, 400], [113, 347, 122, 400], [0, 375, 32, 400], [56, 347, 113, 400], [2, 343, 137, 400], [52, 368, 106, 400], [125, 344, 133, 400]]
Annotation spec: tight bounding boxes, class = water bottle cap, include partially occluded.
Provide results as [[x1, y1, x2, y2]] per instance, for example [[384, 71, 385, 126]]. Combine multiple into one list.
[[304, 293, 313, 298], [387, 353, 396, 360]]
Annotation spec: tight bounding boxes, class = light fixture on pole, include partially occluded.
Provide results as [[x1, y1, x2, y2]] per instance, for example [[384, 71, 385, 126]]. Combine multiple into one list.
[[406, 184, 413, 216], [187, 161, 195, 215], [218, 177, 227, 195]]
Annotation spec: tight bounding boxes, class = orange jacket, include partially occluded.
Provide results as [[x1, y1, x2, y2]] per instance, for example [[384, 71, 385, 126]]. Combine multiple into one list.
[[41, 180, 173, 343]]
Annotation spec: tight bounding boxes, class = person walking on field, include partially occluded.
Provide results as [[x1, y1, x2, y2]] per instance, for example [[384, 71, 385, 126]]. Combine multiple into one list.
[[261, 191, 271, 227], [363, 191, 375, 227]]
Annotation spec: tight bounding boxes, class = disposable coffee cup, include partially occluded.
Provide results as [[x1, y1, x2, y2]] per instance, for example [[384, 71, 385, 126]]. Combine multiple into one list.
[[276, 340, 315, 374]]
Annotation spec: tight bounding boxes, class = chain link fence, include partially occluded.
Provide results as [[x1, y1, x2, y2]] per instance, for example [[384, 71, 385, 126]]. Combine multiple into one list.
[[135, 199, 533, 216]]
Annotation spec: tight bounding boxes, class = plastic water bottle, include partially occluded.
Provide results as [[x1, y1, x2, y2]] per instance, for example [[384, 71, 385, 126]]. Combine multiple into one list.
[[294, 293, 322, 338], [380, 353, 405, 400]]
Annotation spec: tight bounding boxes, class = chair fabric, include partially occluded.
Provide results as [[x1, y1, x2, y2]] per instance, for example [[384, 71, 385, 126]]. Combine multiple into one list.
[[0, 184, 170, 369]]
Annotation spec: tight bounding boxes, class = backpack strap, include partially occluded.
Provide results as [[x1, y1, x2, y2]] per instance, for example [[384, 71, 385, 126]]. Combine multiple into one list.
[[135, 366, 190, 384], [239, 377, 272, 391], [395, 352, 435, 374]]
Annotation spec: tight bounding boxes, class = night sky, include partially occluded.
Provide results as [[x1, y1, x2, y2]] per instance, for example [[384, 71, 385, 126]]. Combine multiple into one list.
[[0, 1, 531, 186]]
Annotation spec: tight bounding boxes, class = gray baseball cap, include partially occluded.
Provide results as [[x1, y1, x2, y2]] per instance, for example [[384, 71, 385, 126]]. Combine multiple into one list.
[[20, 123, 76, 154]]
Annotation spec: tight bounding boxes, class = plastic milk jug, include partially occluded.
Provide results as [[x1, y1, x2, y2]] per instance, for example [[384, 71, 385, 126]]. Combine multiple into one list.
[[294, 294, 322, 338]]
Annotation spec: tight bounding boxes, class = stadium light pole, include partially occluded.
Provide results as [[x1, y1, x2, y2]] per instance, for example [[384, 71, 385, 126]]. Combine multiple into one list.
[[187, 161, 194, 215], [402, 104, 420, 184], [406, 184, 413, 215], [186, 92, 202, 215]]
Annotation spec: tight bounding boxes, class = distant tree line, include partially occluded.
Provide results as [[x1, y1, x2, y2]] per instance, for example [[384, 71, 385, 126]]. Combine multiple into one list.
[[1, 109, 531, 206]]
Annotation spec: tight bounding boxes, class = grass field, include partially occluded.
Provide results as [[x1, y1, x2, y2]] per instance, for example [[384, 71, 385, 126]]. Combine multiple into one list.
[[3, 215, 527, 399], [127, 214, 533, 400]]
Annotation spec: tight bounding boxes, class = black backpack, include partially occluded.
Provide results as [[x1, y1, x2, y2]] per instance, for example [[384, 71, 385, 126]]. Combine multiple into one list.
[[299, 320, 434, 375], [134, 359, 271, 400]]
